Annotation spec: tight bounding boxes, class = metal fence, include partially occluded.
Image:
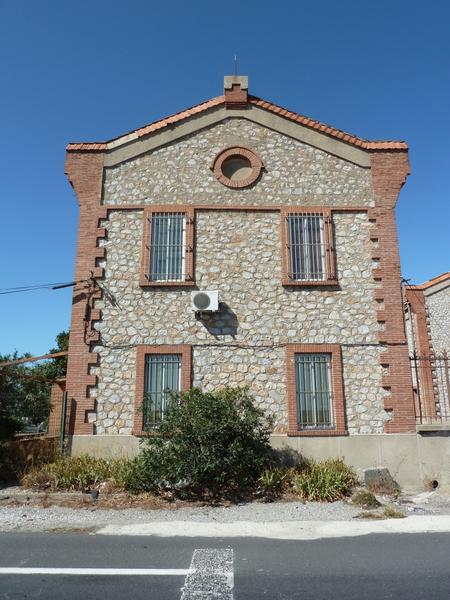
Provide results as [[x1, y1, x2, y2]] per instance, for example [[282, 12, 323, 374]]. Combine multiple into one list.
[[410, 352, 450, 424]]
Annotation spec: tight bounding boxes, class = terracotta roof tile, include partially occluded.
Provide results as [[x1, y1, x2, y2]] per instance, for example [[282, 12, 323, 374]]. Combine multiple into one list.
[[134, 95, 224, 138], [66, 142, 107, 151], [248, 96, 407, 150], [406, 272, 450, 291], [66, 94, 408, 152]]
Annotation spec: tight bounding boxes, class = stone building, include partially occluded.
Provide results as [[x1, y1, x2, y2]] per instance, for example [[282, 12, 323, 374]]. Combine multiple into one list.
[[50, 76, 449, 490], [405, 273, 450, 426]]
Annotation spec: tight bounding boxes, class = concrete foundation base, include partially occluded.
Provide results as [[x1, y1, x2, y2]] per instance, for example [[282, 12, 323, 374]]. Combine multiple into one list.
[[68, 432, 450, 493]]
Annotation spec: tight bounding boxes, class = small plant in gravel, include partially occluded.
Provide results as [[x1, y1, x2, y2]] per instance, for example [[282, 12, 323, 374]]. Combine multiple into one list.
[[356, 510, 384, 520], [351, 490, 381, 509], [356, 505, 406, 520], [292, 459, 356, 502], [382, 505, 405, 519]]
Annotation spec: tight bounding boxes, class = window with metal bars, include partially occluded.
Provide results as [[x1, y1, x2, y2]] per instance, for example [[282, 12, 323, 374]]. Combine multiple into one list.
[[149, 212, 186, 281], [283, 210, 336, 284], [143, 354, 182, 429], [295, 353, 333, 429]]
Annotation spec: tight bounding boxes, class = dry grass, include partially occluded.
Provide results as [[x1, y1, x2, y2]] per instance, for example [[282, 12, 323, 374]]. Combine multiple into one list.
[[356, 505, 406, 520]]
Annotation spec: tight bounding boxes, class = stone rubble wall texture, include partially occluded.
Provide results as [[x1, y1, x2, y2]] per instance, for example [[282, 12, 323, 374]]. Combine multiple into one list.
[[91, 207, 388, 435], [103, 118, 373, 207], [90, 117, 388, 436], [426, 288, 450, 354]]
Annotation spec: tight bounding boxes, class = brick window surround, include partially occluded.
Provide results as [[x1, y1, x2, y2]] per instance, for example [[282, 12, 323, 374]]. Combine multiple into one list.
[[211, 146, 264, 189], [286, 344, 347, 436], [280, 207, 337, 286], [133, 344, 192, 436], [140, 206, 195, 287]]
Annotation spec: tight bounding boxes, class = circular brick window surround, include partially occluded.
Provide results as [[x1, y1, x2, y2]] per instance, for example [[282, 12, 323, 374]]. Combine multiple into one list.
[[212, 146, 263, 188]]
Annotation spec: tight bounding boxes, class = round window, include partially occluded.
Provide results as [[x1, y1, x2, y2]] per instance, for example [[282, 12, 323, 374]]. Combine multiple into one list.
[[211, 146, 263, 188]]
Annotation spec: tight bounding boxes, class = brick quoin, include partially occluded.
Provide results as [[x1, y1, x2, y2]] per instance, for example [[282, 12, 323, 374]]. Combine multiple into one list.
[[64, 151, 105, 435], [369, 151, 416, 432]]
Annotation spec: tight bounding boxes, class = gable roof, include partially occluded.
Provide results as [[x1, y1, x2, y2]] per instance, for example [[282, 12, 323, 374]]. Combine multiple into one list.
[[66, 94, 407, 153], [406, 272, 450, 294]]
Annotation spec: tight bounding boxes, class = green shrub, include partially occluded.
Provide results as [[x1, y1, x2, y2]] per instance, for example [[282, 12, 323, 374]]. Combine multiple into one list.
[[382, 505, 405, 519], [292, 458, 355, 502], [352, 490, 381, 509], [21, 455, 136, 491], [136, 387, 274, 498], [258, 468, 287, 499]]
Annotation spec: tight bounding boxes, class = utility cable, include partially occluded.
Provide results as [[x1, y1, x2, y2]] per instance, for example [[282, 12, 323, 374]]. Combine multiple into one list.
[[0, 279, 88, 296]]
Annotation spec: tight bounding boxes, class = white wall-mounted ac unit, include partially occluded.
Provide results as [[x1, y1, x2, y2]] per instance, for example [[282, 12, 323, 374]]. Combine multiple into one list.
[[191, 290, 219, 312]]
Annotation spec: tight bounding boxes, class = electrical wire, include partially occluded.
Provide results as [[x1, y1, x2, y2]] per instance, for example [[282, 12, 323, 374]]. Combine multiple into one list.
[[0, 279, 87, 296]]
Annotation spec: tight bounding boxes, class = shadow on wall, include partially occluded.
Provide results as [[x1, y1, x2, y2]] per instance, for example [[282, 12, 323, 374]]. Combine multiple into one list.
[[196, 302, 238, 338]]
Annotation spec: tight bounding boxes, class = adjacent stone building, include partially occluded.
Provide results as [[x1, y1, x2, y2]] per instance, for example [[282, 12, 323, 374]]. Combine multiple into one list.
[[405, 273, 450, 425], [50, 76, 450, 489]]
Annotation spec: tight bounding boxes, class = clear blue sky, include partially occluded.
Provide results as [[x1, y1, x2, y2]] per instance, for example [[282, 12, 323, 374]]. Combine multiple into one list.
[[1, 0, 449, 356]]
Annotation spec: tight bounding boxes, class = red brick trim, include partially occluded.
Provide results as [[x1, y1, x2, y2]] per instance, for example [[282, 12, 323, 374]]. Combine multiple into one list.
[[48, 381, 66, 437], [64, 152, 105, 435], [211, 146, 263, 189], [224, 84, 248, 109], [280, 207, 337, 287], [102, 204, 370, 213], [132, 344, 192, 436], [405, 287, 436, 419], [139, 206, 195, 287], [369, 151, 416, 432], [285, 344, 347, 436]]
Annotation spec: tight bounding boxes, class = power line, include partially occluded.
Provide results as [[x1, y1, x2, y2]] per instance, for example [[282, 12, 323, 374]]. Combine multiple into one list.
[[0, 280, 87, 296]]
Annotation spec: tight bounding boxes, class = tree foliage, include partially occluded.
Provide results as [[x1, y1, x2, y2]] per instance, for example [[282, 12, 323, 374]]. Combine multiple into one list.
[[0, 331, 69, 438]]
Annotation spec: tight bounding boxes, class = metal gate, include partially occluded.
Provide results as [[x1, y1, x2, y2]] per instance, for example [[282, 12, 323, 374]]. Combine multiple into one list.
[[410, 352, 450, 424]]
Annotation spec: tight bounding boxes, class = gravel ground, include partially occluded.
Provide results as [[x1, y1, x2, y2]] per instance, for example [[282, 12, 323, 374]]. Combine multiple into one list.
[[0, 487, 449, 533]]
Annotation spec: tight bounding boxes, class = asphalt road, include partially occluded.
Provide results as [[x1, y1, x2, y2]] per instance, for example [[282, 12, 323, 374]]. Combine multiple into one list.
[[0, 531, 449, 599]]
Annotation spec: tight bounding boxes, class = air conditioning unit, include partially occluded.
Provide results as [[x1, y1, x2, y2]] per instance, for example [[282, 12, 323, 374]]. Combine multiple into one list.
[[191, 290, 219, 312]]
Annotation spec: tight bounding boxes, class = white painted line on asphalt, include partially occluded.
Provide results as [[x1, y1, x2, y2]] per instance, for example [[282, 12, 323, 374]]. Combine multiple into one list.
[[97, 515, 450, 540], [0, 568, 188, 576], [181, 548, 234, 599]]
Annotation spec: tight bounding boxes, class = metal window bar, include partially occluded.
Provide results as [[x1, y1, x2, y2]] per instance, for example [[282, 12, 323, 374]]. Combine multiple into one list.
[[295, 353, 333, 429], [410, 352, 450, 424], [287, 213, 326, 281], [143, 354, 181, 429], [150, 213, 186, 281]]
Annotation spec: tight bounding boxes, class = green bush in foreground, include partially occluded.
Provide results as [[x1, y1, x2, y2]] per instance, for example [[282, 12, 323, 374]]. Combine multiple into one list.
[[136, 387, 274, 498], [292, 458, 356, 502]]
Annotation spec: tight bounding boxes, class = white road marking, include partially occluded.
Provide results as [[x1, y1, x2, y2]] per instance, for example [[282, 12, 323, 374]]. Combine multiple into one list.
[[0, 568, 188, 576], [181, 548, 234, 599]]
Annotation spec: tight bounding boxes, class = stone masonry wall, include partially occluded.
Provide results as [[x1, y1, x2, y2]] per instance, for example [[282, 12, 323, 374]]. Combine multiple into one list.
[[91, 209, 388, 435], [426, 288, 450, 354], [103, 118, 373, 207]]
